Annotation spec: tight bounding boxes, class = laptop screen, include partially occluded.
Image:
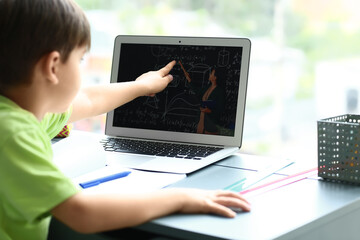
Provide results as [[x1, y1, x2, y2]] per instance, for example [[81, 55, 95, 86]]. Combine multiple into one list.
[[112, 43, 243, 137], [106, 36, 250, 147]]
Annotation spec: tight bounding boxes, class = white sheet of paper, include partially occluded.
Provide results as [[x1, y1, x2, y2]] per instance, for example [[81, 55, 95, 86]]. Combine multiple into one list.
[[72, 166, 186, 194], [241, 158, 294, 190], [52, 132, 106, 178], [52, 131, 186, 194]]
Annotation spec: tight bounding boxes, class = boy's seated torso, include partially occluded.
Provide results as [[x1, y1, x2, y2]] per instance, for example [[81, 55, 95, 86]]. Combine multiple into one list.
[[0, 95, 79, 240]]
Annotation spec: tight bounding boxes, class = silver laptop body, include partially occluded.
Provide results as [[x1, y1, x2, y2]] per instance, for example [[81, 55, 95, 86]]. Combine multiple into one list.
[[101, 35, 250, 174]]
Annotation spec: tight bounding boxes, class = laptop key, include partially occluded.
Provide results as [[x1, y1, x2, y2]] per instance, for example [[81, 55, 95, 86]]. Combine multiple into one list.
[[114, 148, 139, 154], [104, 147, 115, 152], [155, 153, 168, 156]]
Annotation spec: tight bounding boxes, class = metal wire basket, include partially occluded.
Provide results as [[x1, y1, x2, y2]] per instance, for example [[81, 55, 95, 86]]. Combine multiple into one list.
[[318, 114, 360, 184]]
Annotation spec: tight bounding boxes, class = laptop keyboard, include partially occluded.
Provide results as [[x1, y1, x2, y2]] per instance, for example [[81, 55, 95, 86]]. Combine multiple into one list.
[[101, 137, 223, 160]]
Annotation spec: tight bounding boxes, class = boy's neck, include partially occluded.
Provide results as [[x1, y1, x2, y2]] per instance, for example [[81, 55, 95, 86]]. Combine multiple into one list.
[[3, 85, 47, 121]]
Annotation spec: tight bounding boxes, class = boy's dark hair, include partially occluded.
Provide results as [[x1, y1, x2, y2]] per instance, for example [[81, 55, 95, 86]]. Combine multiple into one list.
[[0, 0, 91, 91]]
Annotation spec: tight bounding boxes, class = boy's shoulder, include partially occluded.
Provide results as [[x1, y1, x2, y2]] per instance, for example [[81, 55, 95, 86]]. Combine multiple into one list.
[[0, 95, 71, 143], [0, 96, 42, 146]]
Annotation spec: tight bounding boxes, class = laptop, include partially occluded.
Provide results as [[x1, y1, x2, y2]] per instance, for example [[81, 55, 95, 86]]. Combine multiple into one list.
[[100, 35, 251, 174]]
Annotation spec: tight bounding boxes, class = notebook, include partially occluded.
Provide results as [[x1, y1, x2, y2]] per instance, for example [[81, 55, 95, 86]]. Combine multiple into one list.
[[101, 35, 251, 174]]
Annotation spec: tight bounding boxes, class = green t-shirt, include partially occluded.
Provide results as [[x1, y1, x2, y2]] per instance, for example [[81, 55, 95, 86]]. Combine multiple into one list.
[[0, 95, 80, 240]]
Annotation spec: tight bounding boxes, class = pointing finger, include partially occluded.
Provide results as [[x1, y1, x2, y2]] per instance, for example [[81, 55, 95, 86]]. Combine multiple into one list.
[[159, 60, 176, 76]]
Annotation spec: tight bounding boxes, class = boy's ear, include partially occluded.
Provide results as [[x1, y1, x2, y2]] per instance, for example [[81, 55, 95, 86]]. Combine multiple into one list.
[[41, 51, 61, 85]]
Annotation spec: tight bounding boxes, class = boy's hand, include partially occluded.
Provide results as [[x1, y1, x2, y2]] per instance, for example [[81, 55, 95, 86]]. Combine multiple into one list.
[[135, 60, 176, 97], [177, 189, 251, 218]]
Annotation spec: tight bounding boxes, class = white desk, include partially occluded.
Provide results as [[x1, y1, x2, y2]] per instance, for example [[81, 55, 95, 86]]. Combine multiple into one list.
[[49, 152, 360, 240]]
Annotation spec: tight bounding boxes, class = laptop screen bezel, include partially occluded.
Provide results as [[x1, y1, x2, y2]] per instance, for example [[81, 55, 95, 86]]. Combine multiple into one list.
[[105, 35, 250, 148]]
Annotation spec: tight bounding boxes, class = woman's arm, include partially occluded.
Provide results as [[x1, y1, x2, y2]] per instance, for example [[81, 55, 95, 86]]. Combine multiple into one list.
[[179, 60, 192, 83]]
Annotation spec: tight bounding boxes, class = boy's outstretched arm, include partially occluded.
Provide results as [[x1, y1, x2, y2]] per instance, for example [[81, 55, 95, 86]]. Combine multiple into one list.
[[68, 60, 176, 123], [51, 188, 251, 234]]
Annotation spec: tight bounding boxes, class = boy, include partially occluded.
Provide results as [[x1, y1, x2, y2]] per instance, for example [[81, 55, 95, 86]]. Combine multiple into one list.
[[0, 0, 251, 239]]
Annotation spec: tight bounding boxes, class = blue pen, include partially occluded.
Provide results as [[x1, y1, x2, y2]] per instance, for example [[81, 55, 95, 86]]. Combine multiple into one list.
[[79, 171, 131, 189]]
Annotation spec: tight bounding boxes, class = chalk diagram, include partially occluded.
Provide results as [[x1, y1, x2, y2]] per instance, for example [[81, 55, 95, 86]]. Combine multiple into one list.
[[143, 47, 237, 123], [187, 63, 211, 88], [144, 95, 160, 109], [161, 63, 214, 119], [162, 91, 199, 119], [218, 48, 230, 67], [151, 45, 171, 58]]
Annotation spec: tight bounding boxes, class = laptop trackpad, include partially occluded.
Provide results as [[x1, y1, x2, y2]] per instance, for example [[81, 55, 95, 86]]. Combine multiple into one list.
[[105, 152, 156, 168]]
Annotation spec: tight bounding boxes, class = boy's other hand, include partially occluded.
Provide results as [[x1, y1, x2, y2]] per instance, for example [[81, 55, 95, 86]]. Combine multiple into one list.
[[176, 189, 251, 218], [136, 60, 176, 97]]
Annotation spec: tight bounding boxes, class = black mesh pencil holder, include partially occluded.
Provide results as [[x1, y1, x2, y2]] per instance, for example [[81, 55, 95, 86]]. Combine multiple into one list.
[[318, 114, 360, 184]]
